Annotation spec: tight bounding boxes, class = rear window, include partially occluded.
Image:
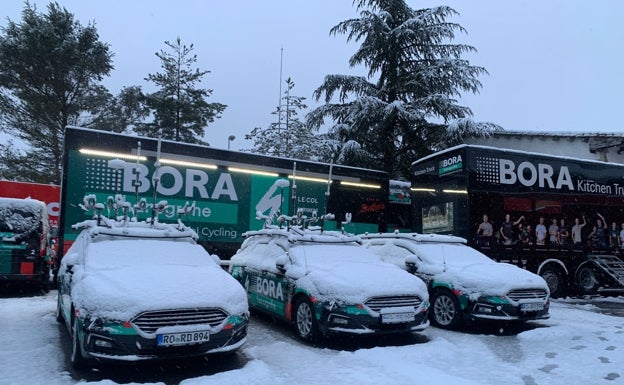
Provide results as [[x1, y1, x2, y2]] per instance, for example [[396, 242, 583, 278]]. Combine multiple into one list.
[[0, 198, 46, 241]]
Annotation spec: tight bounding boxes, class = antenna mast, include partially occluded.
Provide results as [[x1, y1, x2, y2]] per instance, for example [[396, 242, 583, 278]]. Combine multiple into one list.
[[134, 141, 141, 206], [151, 135, 162, 224], [321, 160, 333, 232], [291, 161, 297, 217], [277, 47, 283, 156]]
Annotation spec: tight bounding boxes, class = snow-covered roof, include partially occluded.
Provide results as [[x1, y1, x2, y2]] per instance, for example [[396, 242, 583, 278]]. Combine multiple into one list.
[[482, 130, 624, 139], [72, 217, 199, 240], [360, 231, 467, 244], [243, 226, 362, 245], [411, 143, 624, 169]]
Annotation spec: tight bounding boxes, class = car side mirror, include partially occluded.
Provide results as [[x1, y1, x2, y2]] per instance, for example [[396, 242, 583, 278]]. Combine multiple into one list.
[[276, 254, 289, 275], [405, 261, 418, 274]]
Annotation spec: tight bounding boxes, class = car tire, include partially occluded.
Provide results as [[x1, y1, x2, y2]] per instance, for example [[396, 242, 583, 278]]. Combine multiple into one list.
[[293, 297, 319, 341], [539, 265, 565, 298], [55, 294, 63, 323], [430, 289, 462, 329], [575, 262, 600, 295], [71, 318, 88, 369]]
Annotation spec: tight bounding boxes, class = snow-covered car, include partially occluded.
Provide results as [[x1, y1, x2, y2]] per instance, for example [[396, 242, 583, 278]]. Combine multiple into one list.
[[360, 232, 550, 329], [229, 227, 430, 341], [56, 205, 249, 368]]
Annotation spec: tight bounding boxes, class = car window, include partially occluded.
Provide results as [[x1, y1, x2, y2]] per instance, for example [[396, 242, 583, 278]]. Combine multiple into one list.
[[367, 242, 412, 268], [0, 198, 46, 241], [83, 237, 214, 269], [289, 243, 381, 268], [416, 243, 494, 267], [235, 239, 286, 272]]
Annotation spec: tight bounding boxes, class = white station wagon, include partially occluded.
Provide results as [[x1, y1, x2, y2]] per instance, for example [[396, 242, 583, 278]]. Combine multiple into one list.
[[361, 232, 550, 329], [57, 200, 248, 368]]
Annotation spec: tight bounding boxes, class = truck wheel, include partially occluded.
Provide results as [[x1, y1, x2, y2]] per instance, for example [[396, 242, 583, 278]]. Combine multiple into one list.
[[539, 266, 565, 298], [575, 263, 599, 295]]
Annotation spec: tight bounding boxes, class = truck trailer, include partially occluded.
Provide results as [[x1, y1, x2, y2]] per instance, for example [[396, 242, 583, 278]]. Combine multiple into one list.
[[59, 126, 389, 262], [410, 144, 624, 297]]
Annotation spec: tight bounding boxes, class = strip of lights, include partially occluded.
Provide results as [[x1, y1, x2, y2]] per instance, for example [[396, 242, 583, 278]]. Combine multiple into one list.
[[79, 148, 146, 161], [228, 167, 279, 177], [160, 158, 217, 170], [80, 148, 382, 188], [411, 188, 436, 192], [288, 175, 330, 184], [340, 181, 381, 189], [442, 189, 468, 194]]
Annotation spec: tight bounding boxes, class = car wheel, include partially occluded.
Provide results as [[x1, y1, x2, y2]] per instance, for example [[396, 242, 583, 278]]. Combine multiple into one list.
[[575, 263, 599, 295], [71, 319, 88, 369], [55, 294, 63, 323], [539, 265, 565, 298], [430, 290, 462, 329], [294, 297, 319, 341]]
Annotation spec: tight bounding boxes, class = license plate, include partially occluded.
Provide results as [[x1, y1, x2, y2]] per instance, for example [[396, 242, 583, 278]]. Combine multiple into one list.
[[381, 312, 415, 324], [157, 330, 210, 346], [520, 302, 544, 312]]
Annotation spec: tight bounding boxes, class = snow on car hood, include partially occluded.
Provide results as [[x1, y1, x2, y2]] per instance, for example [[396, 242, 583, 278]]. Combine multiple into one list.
[[403, 242, 550, 298], [431, 262, 549, 298], [65, 237, 248, 321], [287, 244, 429, 304], [364, 239, 549, 299]]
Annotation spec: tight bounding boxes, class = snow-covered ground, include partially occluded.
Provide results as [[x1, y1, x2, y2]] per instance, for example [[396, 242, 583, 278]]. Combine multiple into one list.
[[1, 291, 623, 385]]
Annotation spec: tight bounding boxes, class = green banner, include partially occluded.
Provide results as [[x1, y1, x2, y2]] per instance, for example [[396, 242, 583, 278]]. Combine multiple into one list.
[[63, 150, 333, 244]]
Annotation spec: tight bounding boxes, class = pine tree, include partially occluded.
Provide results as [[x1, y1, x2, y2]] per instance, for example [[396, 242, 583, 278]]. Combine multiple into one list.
[[246, 78, 315, 159], [89, 86, 150, 133], [0, 2, 113, 183], [136, 37, 226, 144], [307, 0, 499, 178]]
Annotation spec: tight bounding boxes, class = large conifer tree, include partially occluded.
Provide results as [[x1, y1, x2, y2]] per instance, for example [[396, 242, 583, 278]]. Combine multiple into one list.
[[0, 2, 113, 184], [307, 0, 496, 178], [137, 37, 225, 144]]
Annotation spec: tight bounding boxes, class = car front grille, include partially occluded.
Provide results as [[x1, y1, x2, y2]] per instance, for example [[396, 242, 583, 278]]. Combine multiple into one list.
[[507, 289, 549, 302], [131, 308, 228, 334], [364, 295, 422, 312]]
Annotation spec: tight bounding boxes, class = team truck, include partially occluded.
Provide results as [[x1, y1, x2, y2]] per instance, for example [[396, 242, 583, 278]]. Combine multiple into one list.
[[59, 126, 389, 263], [409, 144, 624, 298], [0, 181, 60, 289]]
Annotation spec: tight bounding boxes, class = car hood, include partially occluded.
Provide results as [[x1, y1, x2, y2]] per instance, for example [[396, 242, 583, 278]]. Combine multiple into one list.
[[427, 262, 549, 298], [294, 261, 429, 304], [70, 263, 248, 321]]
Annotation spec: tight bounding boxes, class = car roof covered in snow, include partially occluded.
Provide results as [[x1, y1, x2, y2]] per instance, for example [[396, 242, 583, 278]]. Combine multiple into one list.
[[359, 231, 467, 244]]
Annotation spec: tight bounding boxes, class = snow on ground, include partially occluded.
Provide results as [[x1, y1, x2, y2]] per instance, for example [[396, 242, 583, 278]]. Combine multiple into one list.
[[1, 291, 623, 385]]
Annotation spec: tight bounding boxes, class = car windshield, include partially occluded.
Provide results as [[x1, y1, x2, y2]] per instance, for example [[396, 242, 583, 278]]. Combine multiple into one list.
[[416, 243, 494, 267], [84, 237, 215, 269], [289, 243, 379, 268]]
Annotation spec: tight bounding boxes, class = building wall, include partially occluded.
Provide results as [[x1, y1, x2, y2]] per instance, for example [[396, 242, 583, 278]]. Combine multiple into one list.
[[464, 133, 624, 164]]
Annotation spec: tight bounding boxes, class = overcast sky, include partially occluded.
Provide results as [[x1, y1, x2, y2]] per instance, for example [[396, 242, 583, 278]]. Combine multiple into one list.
[[1, 1, 623, 151]]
